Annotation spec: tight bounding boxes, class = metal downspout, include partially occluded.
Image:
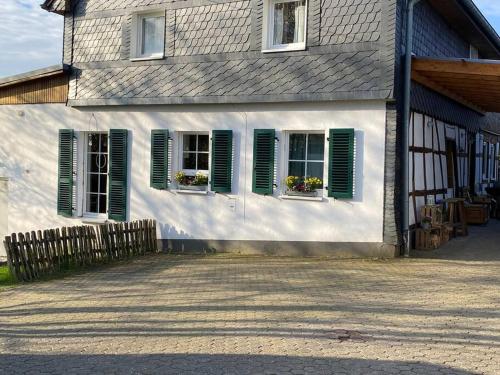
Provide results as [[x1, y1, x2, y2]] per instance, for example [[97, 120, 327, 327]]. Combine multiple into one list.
[[402, 0, 421, 257]]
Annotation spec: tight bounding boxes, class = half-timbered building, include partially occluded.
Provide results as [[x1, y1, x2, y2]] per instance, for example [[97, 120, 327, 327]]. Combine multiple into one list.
[[0, 0, 499, 257]]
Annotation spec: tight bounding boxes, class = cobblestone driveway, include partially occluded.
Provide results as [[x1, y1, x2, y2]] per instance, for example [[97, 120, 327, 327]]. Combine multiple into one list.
[[0, 252, 499, 374]]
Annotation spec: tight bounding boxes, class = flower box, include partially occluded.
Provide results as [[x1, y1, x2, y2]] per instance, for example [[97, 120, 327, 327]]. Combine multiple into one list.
[[285, 190, 318, 197], [178, 184, 208, 192]]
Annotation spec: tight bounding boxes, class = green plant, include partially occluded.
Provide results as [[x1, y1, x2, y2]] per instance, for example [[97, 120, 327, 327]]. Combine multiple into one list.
[[305, 177, 323, 190], [175, 171, 186, 184], [175, 171, 208, 186], [285, 176, 323, 193], [193, 173, 209, 186], [0, 266, 17, 288], [285, 176, 300, 190], [421, 216, 432, 230]]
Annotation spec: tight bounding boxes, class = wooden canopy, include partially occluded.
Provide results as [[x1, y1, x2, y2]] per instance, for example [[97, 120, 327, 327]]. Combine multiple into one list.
[[412, 57, 500, 113]]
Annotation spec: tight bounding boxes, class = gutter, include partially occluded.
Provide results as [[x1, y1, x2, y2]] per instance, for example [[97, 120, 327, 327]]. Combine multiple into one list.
[[402, 0, 421, 257]]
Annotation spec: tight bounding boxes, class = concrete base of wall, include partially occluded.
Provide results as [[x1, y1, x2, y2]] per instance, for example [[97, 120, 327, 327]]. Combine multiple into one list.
[[159, 239, 399, 259]]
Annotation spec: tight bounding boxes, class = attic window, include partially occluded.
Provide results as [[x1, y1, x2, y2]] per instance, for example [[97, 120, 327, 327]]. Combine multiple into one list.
[[262, 0, 307, 53], [131, 12, 165, 60]]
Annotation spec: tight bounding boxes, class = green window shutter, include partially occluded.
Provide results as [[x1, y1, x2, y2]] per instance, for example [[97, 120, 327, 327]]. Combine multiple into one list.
[[57, 129, 74, 217], [108, 129, 129, 221], [252, 129, 275, 195], [211, 130, 233, 193], [328, 129, 355, 199], [150, 130, 169, 189]]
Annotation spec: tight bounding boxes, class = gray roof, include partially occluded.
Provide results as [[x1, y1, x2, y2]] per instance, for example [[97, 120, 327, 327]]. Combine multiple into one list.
[[0, 65, 67, 88], [41, 0, 68, 14]]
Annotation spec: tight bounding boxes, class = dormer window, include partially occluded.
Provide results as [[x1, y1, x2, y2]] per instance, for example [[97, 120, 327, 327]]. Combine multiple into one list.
[[131, 11, 165, 60], [263, 0, 307, 52]]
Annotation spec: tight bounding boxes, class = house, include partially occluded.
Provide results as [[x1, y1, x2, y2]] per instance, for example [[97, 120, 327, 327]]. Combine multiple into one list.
[[0, 0, 499, 257]]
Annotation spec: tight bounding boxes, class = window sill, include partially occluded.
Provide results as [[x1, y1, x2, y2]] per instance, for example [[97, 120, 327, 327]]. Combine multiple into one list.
[[130, 55, 164, 62], [173, 189, 209, 195], [280, 195, 325, 202], [81, 217, 109, 225], [262, 45, 306, 54]]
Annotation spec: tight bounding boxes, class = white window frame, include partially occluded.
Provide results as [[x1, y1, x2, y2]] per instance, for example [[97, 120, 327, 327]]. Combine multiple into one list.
[[178, 132, 210, 177], [82, 132, 109, 219], [130, 11, 166, 61], [282, 130, 327, 195], [262, 0, 308, 53], [470, 44, 479, 59]]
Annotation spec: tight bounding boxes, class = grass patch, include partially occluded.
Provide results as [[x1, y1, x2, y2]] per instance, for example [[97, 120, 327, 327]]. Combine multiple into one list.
[[0, 254, 161, 288], [0, 265, 17, 288]]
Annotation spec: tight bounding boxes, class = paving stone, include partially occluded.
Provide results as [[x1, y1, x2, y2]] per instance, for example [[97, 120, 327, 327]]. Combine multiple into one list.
[[0, 249, 498, 374]]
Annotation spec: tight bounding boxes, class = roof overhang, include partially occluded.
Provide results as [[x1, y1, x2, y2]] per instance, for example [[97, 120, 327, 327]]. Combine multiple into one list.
[[412, 57, 500, 114], [428, 0, 500, 59], [41, 0, 68, 15], [0, 65, 68, 89]]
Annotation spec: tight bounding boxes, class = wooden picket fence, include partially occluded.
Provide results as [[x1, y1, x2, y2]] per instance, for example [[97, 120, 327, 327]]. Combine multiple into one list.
[[3, 219, 158, 282]]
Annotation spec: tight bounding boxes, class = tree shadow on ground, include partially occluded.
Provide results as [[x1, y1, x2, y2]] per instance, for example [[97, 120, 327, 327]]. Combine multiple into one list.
[[0, 354, 477, 375]]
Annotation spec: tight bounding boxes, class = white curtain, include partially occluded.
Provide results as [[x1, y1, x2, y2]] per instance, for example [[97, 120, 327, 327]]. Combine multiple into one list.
[[273, 4, 284, 45], [142, 16, 163, 55], [294, 1, 305, 43]]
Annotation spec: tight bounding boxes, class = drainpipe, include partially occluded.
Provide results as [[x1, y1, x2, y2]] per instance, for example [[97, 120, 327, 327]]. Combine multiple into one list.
[[402, 0, 421, 257]]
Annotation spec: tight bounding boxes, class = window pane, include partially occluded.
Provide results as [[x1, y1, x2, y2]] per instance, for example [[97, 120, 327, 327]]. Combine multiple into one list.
[[87, 174, 99, 193], [307, 162, 324, 180], [289, 134, 306, 160], [307, 134, 325, 161], [99, 195, 107, 214], [198, 153, 209, 171], [88, 134, 100, 153], [88, 154, 100, 173], [183, 134, 197, 152], [198, 135, 209, 152], [100, 175, 107, 194], [273, 0, 306, 45], [183, 152, 197, 169], [86, 194, 99, 213], [289, 161, 305, 177], [100, 134, 108, 153], [98, 154, 108, 173], [142, 16, 164, 56]]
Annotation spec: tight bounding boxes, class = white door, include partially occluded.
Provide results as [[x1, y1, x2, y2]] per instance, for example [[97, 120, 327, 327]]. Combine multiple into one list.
[[0, 178, 7, 257]]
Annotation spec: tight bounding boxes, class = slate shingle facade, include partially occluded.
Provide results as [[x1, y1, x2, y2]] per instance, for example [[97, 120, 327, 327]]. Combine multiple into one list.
[[408, 1, 488, 131], [59, 0, 396, 106], [73, 16, 124, 63], [320, 0, 382, 45], [174, 1, 252, 56], [412, 1, 470, 58]]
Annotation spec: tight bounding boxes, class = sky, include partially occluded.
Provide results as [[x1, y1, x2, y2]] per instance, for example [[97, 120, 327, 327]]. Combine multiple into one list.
[[0, 0, 499, 79]]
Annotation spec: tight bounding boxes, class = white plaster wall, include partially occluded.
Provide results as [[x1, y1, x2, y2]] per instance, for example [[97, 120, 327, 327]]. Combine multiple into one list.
[[0, 101, 387, 244]]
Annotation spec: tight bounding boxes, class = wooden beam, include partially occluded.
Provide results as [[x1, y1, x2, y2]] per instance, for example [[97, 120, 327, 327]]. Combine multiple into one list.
[[413, 58, 500, 77], [424, 71, 500, 83], [411, 70, 486, 114], [410, 189, 448, 197]]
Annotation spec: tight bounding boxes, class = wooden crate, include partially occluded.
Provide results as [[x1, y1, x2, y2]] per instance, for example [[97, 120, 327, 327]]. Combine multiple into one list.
[[465, 204, 489, 225], [439, 224, 452, 245], [420, 205, 444, 226], [472, 196, 492, 204], [415, 228, 441, 250]]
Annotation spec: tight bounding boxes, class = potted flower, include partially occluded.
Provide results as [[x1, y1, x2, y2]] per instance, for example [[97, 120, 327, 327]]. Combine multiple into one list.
[[285, 176, 323, 197], [175, 171, 209, 191], [421, 216, 433, 231]]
